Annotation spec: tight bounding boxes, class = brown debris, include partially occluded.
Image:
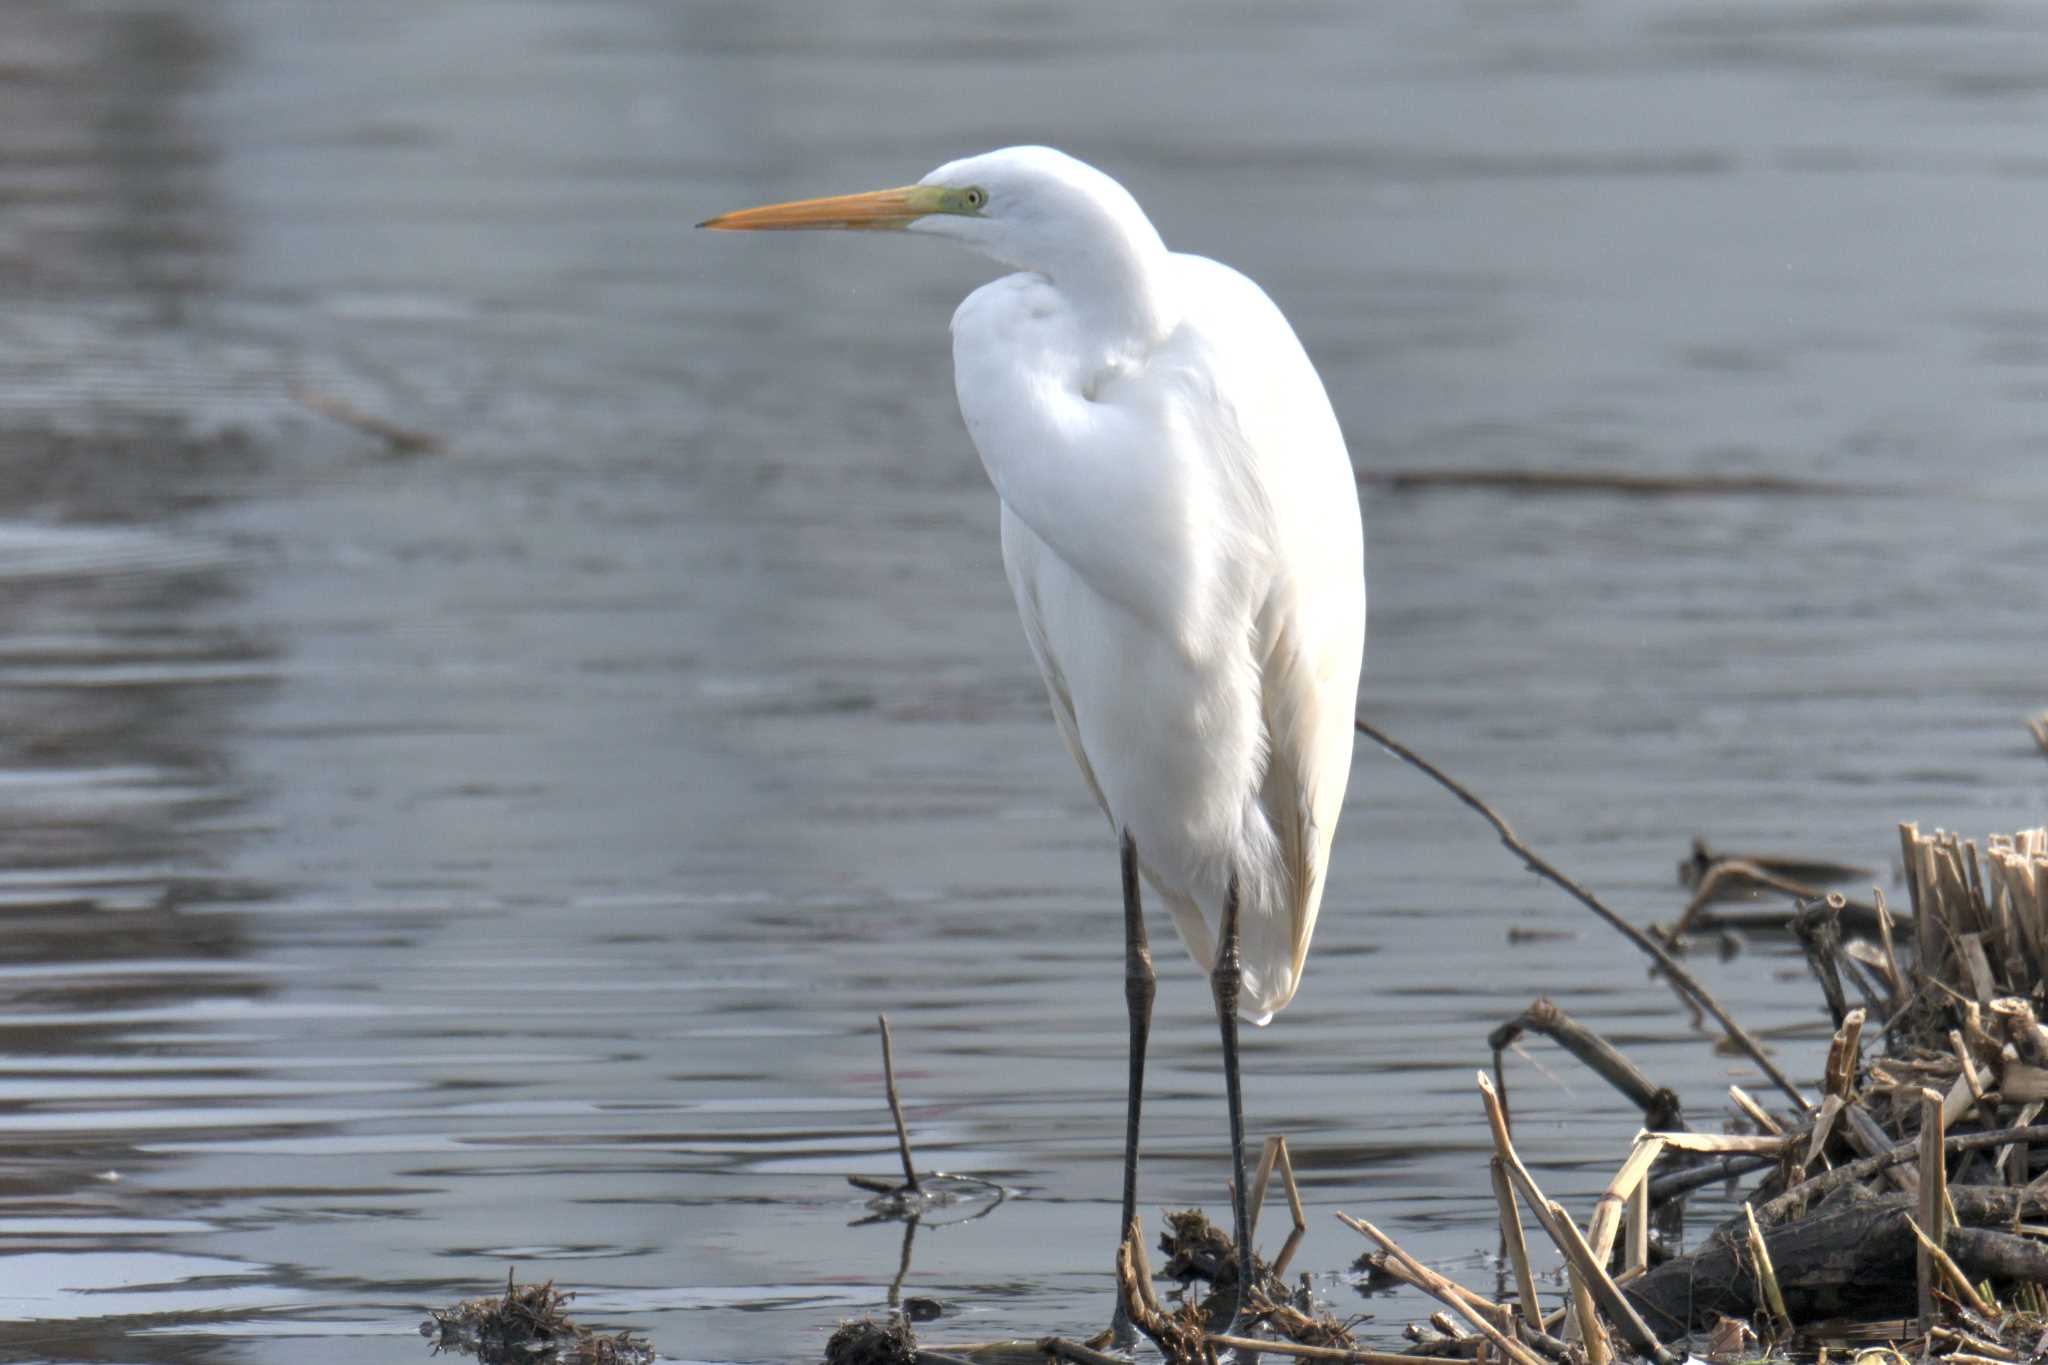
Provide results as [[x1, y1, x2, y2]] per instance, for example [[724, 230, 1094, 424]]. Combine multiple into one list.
[[822, 1315, 918, 1365], [816, 723, 2048, 1365], [422, 1272, 651, 1364]]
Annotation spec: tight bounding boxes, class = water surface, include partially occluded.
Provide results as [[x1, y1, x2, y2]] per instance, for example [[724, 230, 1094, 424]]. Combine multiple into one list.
[[1, 3, 2044, 1362]]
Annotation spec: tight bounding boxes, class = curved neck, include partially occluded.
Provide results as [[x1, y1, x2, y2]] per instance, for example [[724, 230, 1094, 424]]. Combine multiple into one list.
[[1040, 218, 1174, 350], [1043, 222, 1173, 346]]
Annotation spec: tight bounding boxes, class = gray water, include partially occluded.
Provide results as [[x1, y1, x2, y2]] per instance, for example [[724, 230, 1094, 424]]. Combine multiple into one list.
[[1, 2, 2044, 1361]]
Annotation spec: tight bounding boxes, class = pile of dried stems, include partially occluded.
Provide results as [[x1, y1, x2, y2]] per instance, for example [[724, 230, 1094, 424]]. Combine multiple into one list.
[[820, 712, 2048, 1365]]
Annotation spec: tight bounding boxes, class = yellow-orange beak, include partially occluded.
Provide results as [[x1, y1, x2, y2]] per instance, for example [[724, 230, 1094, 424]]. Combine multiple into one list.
[[697, 184, 942, 232]]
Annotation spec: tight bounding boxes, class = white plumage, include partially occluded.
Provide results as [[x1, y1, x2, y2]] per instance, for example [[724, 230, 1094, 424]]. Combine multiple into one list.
[[930, 148, 1365, 1022], [702, 146, 1365, 1342]]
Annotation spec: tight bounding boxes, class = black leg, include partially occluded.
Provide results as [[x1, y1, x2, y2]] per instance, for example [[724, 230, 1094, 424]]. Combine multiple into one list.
[[1210, 869, 1254, 1342], [1111, 831, 1154, 1349]]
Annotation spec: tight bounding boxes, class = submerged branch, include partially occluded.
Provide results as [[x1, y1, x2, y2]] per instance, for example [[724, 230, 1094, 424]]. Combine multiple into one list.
[[1361, 468, 1866, 497]]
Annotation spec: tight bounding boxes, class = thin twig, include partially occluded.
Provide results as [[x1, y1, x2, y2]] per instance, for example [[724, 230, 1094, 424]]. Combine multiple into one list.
[[1355, 716, 1808, 1110], [1743, 1203, 1792, 1338], [878, 1014, 919, 1191], [290, 383, 443, 455]]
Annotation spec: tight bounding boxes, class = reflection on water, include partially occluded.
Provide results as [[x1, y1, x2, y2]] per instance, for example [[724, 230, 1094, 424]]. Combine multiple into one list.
[[0, 2, 2044, 1362]]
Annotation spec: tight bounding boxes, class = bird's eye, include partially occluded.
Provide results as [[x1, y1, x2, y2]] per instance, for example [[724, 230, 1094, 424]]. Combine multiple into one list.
[[963, 186, 987, 210]]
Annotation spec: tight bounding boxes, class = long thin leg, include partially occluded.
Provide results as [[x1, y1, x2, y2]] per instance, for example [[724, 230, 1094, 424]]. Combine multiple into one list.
[[1110, 830, 1154, 1349], [1210, 869, 1254, 1340]]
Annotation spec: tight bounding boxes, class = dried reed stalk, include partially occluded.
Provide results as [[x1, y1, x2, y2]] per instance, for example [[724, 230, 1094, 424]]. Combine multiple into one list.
[[1587, 1135, 1665, 1263], [1949, 1029, 1992, 1126], [1474, 1073, 1604, 1359], [1743, 1203, 1793, 1339], [1333, 1213, 1547, 1365], [1544, 1206, 1676, 1365], [1824, 1008, 1865, 1097], [1625, 1176, 1650, 1276], [1873, 887, 1905, 1006], [1918, 1087, 1948, 1329], [1729, 1085, 1785, 1136], [1905, 1216, 1993, 1320], [1475, 1075, 1678, 1364], [1247, 1133, 1308, 1274], [1490, 1156, 1541, 1330], [1649, 1131, 1788, 1156]]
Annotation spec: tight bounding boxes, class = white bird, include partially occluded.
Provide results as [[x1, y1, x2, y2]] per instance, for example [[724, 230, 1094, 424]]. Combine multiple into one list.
[[702, 146, 1365, 1345]]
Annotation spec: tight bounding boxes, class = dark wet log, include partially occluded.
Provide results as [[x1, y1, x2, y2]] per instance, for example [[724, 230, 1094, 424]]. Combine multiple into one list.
[[1624, 1185, 2048, 1335], [1488, 997, 1684, 1131], [1949, 1226, 2048, 1285]]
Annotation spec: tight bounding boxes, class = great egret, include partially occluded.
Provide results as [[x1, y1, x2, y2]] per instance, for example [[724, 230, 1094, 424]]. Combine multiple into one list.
[[703, 146, 1365, 1345]]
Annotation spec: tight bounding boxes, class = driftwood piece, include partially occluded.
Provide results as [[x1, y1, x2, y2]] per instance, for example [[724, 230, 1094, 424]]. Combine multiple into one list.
[[1948, 1226, 2048, 1284], [1624, 1185, 2048, 1334], [1488, 998, 1684, 1130]]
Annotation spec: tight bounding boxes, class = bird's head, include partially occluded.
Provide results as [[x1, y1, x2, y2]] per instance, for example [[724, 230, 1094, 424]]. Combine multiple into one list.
[[699, 146, 1166, 288]]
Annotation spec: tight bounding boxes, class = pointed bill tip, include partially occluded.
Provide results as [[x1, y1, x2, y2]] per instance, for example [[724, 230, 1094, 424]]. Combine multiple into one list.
[[696, 184, 934, 233]]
